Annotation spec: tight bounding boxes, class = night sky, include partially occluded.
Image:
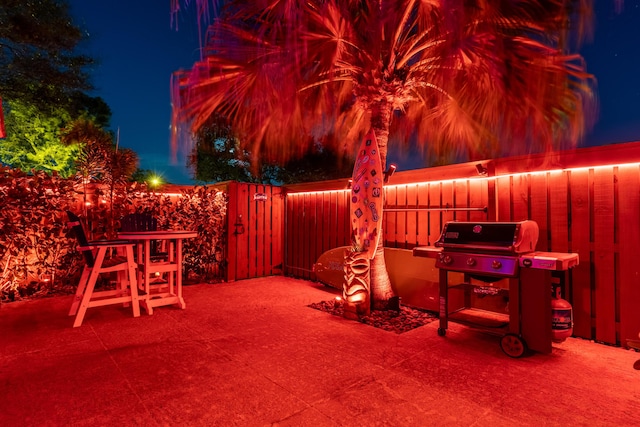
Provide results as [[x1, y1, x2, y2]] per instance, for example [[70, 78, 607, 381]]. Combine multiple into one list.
[[69, 1, 640, 184], [581, 1, 640, 146], [70, 0, 201, 184]]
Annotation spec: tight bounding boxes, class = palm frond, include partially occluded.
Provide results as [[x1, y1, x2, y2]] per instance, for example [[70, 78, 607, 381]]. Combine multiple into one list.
[[173, 0, 596, 167]]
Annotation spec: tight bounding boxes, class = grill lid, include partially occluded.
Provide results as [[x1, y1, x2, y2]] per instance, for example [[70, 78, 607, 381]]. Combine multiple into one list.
[[434, 220, 539, 254]]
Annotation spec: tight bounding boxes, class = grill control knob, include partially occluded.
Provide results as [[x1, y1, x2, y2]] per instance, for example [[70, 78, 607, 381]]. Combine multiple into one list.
[[491, 260, 502, 270], [466, 258, 476, 267], [440, 254, 453, 265]]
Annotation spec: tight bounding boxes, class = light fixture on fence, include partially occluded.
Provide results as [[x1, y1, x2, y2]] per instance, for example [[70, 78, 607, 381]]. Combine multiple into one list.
[[475, 163, 488, 176], [347, 179, 353, 189], [384, 164, 397, 183]]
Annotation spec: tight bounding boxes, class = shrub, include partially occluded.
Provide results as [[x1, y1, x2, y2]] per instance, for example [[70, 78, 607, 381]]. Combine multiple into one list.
[[0, 166, 228, 302], [0, 167, 77, 300]]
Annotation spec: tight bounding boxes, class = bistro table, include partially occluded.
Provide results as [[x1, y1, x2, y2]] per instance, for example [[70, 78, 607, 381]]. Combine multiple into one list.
[[117, 230, 197, 314]]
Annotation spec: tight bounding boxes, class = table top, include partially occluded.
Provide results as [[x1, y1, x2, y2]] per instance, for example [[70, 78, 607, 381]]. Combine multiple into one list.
[[117, 230, 197, 240]]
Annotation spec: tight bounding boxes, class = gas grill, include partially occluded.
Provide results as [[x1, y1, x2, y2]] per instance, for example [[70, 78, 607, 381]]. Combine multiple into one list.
[[413, 220, 578, 357]]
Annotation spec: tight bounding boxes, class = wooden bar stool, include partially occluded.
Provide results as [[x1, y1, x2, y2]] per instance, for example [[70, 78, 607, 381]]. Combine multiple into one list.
[[120, 213, 175, 304], [66, 211, 140, 327]]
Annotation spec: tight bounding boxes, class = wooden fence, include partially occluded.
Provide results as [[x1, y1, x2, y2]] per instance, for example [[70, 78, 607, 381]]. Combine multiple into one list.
[[282, 142, 640, 347]]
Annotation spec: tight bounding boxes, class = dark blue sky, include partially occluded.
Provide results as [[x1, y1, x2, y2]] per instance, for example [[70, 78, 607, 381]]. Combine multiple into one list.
[[70, 1, 640, 184], [580, 1, 640, 146], [70, 0, 202, 184]]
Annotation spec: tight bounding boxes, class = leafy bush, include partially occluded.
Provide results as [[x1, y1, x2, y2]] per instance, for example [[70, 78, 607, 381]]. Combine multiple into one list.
[[0, 167, 78, 300], [0, 166, 228, 302], [123, 186, 228, 283]]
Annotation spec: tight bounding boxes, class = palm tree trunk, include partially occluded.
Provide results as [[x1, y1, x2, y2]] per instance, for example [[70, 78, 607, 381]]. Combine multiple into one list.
[[369, 100, 395, 310]]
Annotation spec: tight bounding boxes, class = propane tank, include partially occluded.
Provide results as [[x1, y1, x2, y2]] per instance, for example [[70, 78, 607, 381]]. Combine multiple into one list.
[[551, 285, 573, 343]]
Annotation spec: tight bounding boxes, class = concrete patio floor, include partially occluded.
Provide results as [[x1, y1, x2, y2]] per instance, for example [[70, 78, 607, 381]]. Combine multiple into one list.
[[1, 277, 638, 426]]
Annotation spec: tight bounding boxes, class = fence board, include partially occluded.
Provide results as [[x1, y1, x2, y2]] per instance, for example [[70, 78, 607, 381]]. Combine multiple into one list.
[[271, 187, 284, 274], [249, 184, 258, 278], [397, 185, 408, 248], [266, 185, 277, 275], [530, 173, 549, 250], [322, 193, 331, 252], [337, 190, 349, 247], [256, 184, 266, 277], [330, 191, 339, 249], [617, 165, 640, 344], [343, 190, 351, 245], [309, 193, 319, 272], [314, 192, 324, 266], [236, 183, 250, 280], [549, 171, 569, 253], [495, 176, 512, 221], [593, 168, 616, 344], [296, 193, 305, 275], [416, 183, 429, 246], [226, 182, 239, 281], [245, 184, 255, 278], [441, 181, 454, 225], [291, 194, 302, 277], [454, 180, 469, 222], [287, 194, 300, 276], [303, 194, 312, 279], [429, 182, 442, 240], [384, 185, 398, 247], [569, 169, 593, 338], [512, 174, 530, 221], [406, 184, 418, 248], [468, 179, 488, 222], [263, 186, 272, 276]]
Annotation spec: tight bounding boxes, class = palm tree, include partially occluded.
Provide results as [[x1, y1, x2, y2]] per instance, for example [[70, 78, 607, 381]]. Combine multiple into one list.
[[171, 0, 596, 308]]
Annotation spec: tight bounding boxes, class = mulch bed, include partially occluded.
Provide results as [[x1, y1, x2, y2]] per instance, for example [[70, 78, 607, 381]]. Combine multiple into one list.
[[308, 299, 436, 334]]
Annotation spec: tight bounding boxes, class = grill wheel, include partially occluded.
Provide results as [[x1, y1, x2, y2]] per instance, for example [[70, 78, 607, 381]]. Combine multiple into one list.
[[500, 333, 527, 358]]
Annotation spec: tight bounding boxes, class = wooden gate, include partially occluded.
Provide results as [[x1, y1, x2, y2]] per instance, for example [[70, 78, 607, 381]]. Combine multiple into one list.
[[225, 182, 285, 281]]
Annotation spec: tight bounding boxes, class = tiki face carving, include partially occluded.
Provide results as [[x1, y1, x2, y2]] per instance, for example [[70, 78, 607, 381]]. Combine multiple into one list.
[[343, 249, 370, 306]]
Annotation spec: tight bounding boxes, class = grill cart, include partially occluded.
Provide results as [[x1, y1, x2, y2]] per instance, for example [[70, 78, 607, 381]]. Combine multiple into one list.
[[413, 220, 578, 357]]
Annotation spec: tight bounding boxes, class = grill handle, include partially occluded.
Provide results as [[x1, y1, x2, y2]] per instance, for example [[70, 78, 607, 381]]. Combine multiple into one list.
[[434, 243, 516, 253]]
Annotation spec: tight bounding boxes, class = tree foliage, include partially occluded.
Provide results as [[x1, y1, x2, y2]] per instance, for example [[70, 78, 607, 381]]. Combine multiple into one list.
[[0, 103, 118, 181], [0, 0, 94, 112], [172, 0, 597, 308], [172, 0, 596, 167], [189, 113, 352, 184], [276, 145, 352, 183], [0, 101, 80, 177], [61, 117, 139, 225], [0, 0, 114, 178], [188, 114, 254, 182], [62, 117, 118, 182]]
